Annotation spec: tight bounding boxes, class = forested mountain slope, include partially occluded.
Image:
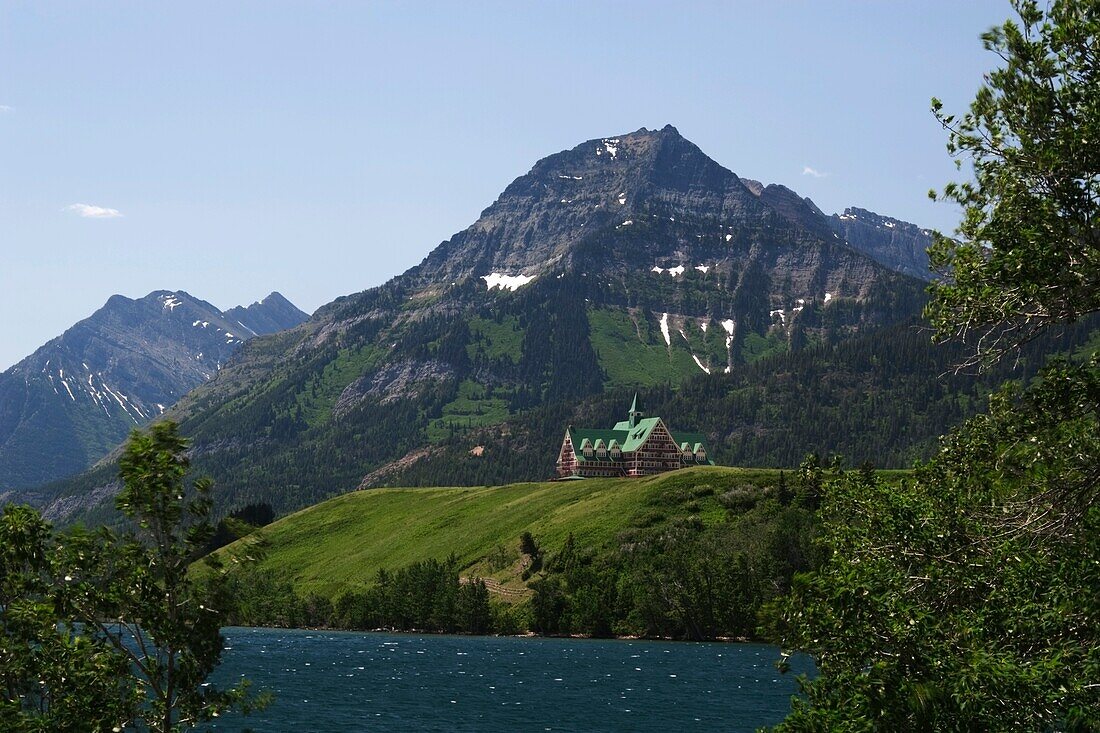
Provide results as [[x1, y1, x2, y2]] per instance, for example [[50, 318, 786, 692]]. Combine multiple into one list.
[[38, 126, 936, 522], [363, 317, 1100, 488]]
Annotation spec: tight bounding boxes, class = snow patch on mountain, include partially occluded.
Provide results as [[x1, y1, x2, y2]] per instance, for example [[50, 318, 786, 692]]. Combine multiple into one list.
[[483, 273, 534, 291], [597, 139, 619, 159]]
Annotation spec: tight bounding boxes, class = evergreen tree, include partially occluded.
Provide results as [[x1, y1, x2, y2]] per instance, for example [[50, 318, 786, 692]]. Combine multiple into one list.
[[928, 0, 1100, 369]]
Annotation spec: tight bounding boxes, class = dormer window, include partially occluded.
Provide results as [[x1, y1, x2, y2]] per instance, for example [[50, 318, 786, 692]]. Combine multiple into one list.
[[595, 439, 607, 459], [580, 438, 593, 458], [694, 443, 706, 462], [609, 440, 621, 459]]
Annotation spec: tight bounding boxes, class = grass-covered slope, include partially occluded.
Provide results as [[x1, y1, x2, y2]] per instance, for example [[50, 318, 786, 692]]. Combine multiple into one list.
[[214, 467, 801, 597]]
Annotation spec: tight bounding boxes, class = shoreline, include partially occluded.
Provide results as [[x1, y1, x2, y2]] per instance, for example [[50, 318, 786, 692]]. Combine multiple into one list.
[[222, 624, 759, 645]]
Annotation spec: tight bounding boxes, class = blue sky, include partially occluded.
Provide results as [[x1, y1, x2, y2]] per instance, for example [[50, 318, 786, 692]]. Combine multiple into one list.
[[1, 0, 1008, 369]]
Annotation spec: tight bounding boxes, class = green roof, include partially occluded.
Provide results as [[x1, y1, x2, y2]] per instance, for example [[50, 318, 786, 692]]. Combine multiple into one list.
[[568, 418, 709, 461], [564, 397, 713, 465], [604, 416, 660, 451]]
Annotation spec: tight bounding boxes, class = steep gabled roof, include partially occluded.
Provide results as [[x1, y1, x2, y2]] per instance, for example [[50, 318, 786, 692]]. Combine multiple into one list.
[[567, 417, 701, 462], [574, 416, 663, 453], [563, 397, 714, 466]]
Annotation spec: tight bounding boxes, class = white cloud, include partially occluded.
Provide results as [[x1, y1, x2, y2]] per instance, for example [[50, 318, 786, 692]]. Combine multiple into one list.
[[0, 105, 12, 114], [66, 203, 124, 219], [801, 166, 828, 178]]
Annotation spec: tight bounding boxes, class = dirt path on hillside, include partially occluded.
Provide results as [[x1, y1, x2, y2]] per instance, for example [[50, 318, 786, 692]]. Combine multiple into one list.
[[460, 576, 533, 600]]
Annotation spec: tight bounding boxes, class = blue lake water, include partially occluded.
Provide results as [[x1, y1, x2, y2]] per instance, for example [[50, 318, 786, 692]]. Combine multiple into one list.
[[208, 627, 811, 732]]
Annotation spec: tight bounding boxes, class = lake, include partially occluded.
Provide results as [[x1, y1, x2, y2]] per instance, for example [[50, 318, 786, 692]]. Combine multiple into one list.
[[208, 627, 811, 732]]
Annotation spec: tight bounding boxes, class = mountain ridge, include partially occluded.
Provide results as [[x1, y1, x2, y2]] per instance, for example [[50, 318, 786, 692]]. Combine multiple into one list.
[[829, 207, 933, 280], [0, 290, 309, 493]]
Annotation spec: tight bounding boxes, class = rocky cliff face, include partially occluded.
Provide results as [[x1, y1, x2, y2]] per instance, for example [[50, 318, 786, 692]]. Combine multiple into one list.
[[38, 126, 931, 522], [412, 127, 785, 287], [387, 125, 922, 368], [739, 180, 838, 244], [829, 207, 933, 280], [0, 291, 308, 492]]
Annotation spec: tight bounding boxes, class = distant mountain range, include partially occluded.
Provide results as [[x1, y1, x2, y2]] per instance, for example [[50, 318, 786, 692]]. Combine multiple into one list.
[[0, 291, 308, 493], [33, 125, 947, 523]]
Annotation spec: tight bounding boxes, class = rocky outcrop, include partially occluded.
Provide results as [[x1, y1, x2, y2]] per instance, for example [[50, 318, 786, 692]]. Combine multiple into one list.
[[408, 126, 771, 288], [223, 292, 310, 337], [829, 207, 934, 280]]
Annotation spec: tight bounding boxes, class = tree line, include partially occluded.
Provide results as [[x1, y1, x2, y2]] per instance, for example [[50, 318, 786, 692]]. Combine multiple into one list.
[[218, 467, 825, 643]]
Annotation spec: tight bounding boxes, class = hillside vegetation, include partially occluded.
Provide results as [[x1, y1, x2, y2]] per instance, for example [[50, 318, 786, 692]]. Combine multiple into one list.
[[379, 317, 1100, 488], [214, 467, 768, 595], [209, 464, 908, 639]]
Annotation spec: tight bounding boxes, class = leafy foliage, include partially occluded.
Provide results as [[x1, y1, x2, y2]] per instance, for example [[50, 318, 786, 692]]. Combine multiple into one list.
[[770, 361, 1100, 730], [530, 481, 821, 640], [772, 3, 1100, 728], [929, 0, 1100, 368], [0, 505, 135, 731], [225, 557, 494, 635], [204, 501, 275, 554], [1, 422, 261, 731]]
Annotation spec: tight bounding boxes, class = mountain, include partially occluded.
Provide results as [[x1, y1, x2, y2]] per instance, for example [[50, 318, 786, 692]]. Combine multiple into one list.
[[223, 292, 310, 337], [828, 207, 934, 280], [737, 181, 934, 281], [37, 125, 934, 523], [376, 317, 1100, 490], [0, 291, 308, 494]]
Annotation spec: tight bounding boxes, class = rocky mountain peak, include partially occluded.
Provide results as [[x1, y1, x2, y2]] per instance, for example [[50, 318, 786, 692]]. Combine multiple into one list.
[[739, 180, 838, 244], [224, 291, 310, 336], [407, 126, 767, 290], [0, 289, 309, 492]]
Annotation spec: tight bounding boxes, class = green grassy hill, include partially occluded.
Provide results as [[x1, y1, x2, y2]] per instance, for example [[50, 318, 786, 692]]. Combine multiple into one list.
[[214, 466, 802, 597], [210, 464, 915, 638]]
